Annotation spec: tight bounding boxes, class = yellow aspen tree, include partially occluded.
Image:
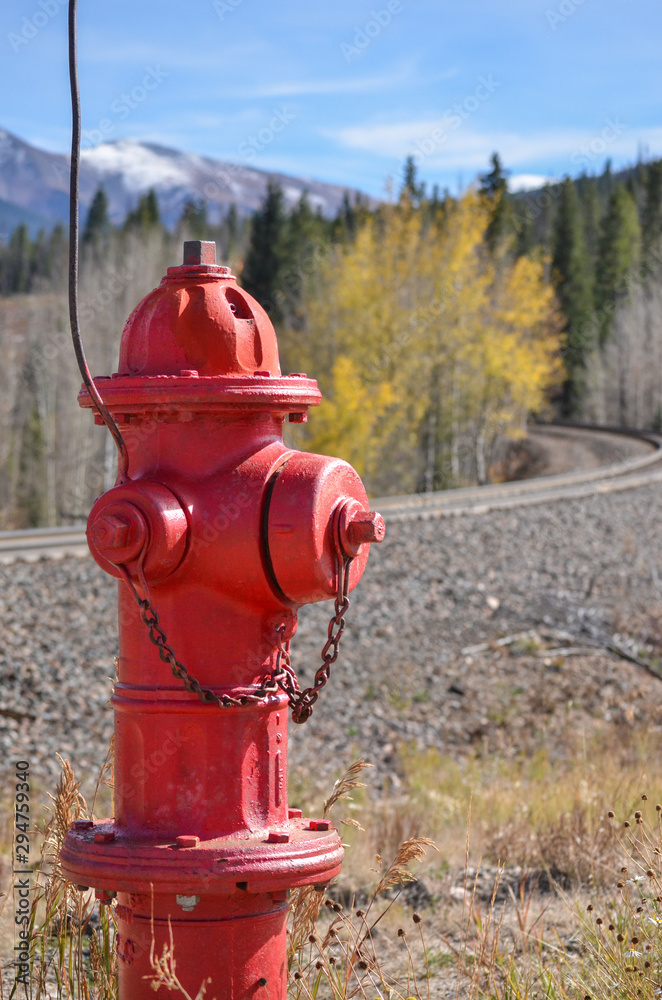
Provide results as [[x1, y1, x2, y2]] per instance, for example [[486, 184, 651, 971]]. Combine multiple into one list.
[[290, 191, 562, 494]]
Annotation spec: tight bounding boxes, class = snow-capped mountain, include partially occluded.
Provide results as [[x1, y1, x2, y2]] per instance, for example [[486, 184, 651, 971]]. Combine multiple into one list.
[[0, 127, 366, 235]]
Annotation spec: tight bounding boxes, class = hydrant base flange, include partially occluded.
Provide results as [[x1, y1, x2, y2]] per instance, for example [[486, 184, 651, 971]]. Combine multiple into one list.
[[61, 819, 343, 895]]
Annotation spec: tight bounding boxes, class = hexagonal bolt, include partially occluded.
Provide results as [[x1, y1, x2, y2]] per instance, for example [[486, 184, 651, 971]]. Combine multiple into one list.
[[267, 831, 290, 843], [183, 240, 215, 265], [87, 502, 150, 566], [72, 820, 94, 832], [94, 830, 115, 844], [308, 819, 331, 832], [89, 513, 130, 550], [346, 511, 386, 547], [176, 835, 200, 849]]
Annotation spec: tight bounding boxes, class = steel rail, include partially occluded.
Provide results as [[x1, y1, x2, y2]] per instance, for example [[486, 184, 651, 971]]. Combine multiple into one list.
[[0, 526, 90, 563], [1, 424, 661, 561], [377, 425, 662, 520]]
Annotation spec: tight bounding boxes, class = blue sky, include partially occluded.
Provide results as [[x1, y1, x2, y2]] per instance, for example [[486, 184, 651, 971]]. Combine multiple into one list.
[[2, 0, 661, 197]]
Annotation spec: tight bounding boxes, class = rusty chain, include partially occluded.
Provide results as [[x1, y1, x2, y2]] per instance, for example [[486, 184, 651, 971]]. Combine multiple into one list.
[[274, 554, 352, 724], [117, 549, 353, 723], [117, 563, 281, 708]]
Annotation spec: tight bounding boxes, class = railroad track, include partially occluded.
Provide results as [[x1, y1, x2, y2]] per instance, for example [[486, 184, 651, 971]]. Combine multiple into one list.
[[380, 424, 662, 522], [1, 424, 661, 562], [0, 525, 90, 564]]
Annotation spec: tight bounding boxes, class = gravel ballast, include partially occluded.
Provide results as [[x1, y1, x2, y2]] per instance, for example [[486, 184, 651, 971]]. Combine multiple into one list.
[[2, 482, 662, 794]]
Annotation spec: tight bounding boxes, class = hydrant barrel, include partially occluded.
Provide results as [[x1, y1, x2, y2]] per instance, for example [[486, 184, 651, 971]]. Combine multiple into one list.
[[60, 241, 384, 999]]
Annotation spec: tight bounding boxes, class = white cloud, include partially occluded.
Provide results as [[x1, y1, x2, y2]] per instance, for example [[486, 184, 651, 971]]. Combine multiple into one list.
[[241, 74, 402, 98], [81, 140, 191, 192], [327, 118, 662, 174], [509, 173, 556, 191], [233, 59, 427, 99]]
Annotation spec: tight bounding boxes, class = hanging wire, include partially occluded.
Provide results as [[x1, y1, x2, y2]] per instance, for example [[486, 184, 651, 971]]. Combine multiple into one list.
[[68, 0, 129, 483]]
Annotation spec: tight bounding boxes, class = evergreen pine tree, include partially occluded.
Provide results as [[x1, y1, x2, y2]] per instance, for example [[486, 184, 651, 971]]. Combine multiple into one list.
[[536, 182, 557, 249], [280, 191, 329, 326], [579, 175, 602, 261], [514, 214, 535, 258], [595, 184, 641, 341], [334, 191, 358, 242], [5, 224, 32, 293], [552, 177, 595, 415], [178, 198, 209, 238], [83, 187, 110, 243], [144, 189, 160, 227], [401, 155, 425, 205], [125, 188, 161, 230], [479, 153, 513, 251], [479, 152, 508, 199], [241, 180, 288, 321], [599, 159, 613, 201], [225, 203, 239, 250]]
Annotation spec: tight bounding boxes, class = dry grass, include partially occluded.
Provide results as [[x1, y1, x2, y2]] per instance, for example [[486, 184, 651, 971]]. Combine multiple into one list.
[[0, 755, 117, 999], [4, 730, 662, 997], [317, 731, 662, 894]]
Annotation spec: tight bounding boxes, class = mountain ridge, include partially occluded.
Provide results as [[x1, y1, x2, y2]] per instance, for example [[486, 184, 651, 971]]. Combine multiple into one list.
[[0, 126, 369, 236]]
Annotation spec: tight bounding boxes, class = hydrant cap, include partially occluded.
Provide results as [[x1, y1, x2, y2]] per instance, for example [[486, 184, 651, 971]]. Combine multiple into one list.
[[117, 241, 281, 378]]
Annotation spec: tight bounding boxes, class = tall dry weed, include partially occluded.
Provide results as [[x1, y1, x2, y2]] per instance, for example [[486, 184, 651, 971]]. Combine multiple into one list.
[[10, 747, 662, 999], [4, 753, 118, 1000]]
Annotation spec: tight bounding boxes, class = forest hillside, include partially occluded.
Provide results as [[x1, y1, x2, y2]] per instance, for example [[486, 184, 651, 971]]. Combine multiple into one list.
[[1, 154, 662, 528]]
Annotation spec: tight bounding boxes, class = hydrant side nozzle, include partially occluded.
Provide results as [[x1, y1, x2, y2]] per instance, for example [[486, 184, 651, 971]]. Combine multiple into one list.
[[86, 482, 189, 583], [337, 500, 386, 558], [265, 454, 375, 604]]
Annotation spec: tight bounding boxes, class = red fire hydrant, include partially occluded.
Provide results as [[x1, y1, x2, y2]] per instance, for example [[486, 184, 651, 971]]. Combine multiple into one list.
[[60, 241, 384, 999]]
